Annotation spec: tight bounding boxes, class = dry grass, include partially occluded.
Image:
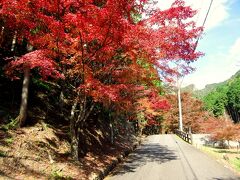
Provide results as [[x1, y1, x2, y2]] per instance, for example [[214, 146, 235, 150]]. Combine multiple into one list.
[[199, 145, 240, 175]]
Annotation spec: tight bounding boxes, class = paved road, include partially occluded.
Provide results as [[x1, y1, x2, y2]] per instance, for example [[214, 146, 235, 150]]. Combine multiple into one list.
[[105, 135, 240, 180]]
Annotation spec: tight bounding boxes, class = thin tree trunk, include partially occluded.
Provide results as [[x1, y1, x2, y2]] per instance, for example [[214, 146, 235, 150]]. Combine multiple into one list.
[[11, 31, 17, 52], [234, 108, 238, 123], [70, 98, 79, 160], [59, 91, 64, 115], [77, 103, 95, 127], [70, 121, 79, 160], [2, 27, 14, 53], [110, 122, 114, 144], [17, 67, 30, 127]]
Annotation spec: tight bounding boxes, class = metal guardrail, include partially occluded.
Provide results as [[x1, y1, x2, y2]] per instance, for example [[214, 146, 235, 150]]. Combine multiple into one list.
[[175, 129, 193, 144]]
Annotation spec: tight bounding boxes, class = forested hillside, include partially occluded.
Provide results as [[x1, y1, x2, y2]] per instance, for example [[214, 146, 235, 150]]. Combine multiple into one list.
[[201, 70, 240, 123]]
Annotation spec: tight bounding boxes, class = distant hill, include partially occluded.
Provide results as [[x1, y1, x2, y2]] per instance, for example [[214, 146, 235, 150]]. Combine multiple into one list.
[[194, 82, 225, 97], [181, 84, 196, 93], [170, 70, 240, 96], [193, 70, 240, 98]]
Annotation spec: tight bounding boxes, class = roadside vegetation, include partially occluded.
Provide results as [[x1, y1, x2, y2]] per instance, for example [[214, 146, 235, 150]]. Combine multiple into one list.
[[199, 146, 240, 174]]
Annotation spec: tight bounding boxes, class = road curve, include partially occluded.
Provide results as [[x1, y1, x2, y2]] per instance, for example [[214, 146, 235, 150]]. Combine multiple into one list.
[[105, 134, 240, 180]]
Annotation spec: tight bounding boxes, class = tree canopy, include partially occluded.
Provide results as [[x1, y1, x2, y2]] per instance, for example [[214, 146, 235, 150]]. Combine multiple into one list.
[[0, 0, 203, 159], [202, 75, 240, 123]]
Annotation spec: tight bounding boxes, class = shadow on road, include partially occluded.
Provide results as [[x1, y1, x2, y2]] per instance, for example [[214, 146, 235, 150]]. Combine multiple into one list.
[[111, 143, 178, 176]]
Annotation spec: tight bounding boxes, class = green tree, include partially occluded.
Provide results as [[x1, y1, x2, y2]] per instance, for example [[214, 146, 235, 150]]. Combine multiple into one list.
[[202, 85, 228, 117], [226, 77, 240, 123]]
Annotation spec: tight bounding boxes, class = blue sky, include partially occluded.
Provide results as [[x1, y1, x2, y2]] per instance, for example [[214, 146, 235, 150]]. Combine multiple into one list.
[[156, 0, 240, 89]]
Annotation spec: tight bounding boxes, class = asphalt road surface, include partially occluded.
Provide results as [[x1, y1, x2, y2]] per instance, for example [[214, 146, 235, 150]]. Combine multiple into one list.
[[105, 135, 240, 180]]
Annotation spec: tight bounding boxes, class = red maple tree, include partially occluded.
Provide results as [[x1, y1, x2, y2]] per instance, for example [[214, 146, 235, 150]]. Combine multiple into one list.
[[163, 92, 208, 133], [0, 0, 203, 159]]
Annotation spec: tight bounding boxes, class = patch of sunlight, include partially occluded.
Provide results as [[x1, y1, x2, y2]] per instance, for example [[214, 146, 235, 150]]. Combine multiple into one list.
[[96, 130, 104, 138], [199, 145, 240, 173], [231, 158, 240, 171]]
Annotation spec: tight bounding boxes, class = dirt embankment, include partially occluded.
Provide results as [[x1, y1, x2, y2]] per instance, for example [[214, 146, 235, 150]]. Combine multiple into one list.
[[0, 122, 139, 180]]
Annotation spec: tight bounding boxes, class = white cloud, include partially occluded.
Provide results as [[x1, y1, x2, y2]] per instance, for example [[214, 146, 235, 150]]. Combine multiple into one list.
[[229, 38, 240, 59], [182, 53, 228, 89], [183, 37, 240, 89], [228, 37, 240, 67], [201, 0, 230, 30], [155, 0, 231, 31]]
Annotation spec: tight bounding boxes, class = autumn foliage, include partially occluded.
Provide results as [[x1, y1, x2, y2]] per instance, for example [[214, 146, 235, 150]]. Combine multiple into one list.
[[163, 92, 208, 133], [200, 117, 240, 145], [0, 0, 203, 159]]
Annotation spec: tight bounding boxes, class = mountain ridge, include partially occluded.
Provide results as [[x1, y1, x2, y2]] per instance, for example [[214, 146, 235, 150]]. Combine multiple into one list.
[[182, 70, 240, 97]]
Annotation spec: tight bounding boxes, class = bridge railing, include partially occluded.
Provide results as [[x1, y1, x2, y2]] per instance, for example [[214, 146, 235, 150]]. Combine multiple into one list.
[[175, 129, 193, 144]]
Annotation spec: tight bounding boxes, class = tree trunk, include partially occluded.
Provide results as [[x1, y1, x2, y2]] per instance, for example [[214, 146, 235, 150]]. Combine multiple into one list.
[[70, 99, 79, 160], [110, 122, 114, 144], [70, 120, 79, 160], [17, 67, 30, 127], [1, 27, 14, 54]]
